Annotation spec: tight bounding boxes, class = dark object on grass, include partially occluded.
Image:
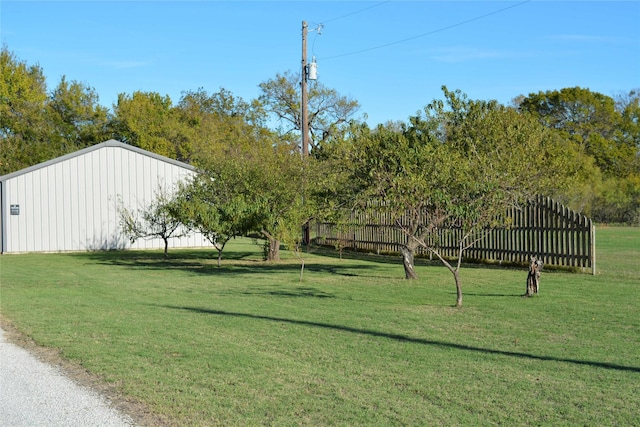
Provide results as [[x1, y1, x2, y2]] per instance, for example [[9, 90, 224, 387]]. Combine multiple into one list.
[[524, 256, 543, 297]]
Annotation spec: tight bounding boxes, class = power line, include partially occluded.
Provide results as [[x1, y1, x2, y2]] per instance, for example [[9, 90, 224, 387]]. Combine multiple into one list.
[[310, 0, 391, 55], [319, 0, 531, 61], [309, 2, 392, 62], [319, 1, 392, 25]]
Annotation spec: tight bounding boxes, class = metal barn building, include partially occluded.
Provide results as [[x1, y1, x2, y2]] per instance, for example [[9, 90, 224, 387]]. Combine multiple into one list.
[[0, 140, 210, 254]]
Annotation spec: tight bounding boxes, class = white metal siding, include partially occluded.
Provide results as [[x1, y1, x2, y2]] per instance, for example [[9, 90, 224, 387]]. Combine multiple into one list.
[[0, 141, 209, 253]]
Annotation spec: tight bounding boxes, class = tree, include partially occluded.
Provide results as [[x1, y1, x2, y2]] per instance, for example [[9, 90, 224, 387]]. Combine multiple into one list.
[[0, 47, 54, 174], [519, 87, 640, 222], [258, 71, 361, 152], [338, 87, 576, 307], [196, 131, 318, 263], [172, 173, 254, 267], [615, 88, 640, 179], [419, 91, 574, 306], [118, 187, 189, 257], [336, 121, 440, 280], [615, 88, 640, 154], [112, 91, 188, 160], [518, 87, 632, 178], [245, 143, 312, 262], [175, 88, 268, 165], [592, 175, 640, 225], [48, 76, 111, 150], [111, 88, 268, 165], [1, 48, 112, 174]]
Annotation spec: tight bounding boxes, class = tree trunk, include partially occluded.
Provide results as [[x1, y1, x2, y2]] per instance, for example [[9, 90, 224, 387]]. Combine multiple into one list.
[[400, 246, 418, 280], [524, 273, 535, 297], [435, 252, 463, 307], [163, 237, 169, 258], [454, 270, 463, 307], [267, 238, 280, 261], [524, 257, 541, 297]]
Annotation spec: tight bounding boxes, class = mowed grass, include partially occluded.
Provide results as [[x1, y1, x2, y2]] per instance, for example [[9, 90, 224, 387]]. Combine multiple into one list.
[[0, 228, 639, 426]]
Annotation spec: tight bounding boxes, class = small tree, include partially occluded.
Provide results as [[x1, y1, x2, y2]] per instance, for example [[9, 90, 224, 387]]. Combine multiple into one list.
[[252, 145, 317, 264], [417, 91, 576, 306], [172, 177, 253, 267], [336, 120, 446, 280], [119, 187, 188, 257], [339, 87, 577, 307], [196, 132, 316, 264]]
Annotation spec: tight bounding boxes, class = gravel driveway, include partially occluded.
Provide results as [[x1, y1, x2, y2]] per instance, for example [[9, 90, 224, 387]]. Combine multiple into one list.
[[0, 327, 135, 426]]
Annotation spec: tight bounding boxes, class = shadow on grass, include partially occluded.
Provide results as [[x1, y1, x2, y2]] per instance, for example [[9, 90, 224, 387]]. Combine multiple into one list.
[[72, 249, 389, 278], [312, 244, 584, 276], [238, 286, 336, 299], [74, 249, 259, 264], [72, 242, 535, 281], [457, 292, 523, 298], [160, 305, 640, 373]]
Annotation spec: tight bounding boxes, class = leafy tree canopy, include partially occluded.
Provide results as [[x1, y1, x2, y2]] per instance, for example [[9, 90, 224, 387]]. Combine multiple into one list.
[[258, 71, 361, 153], [1, 47, 110, 174], [518, 86, 637, 178]]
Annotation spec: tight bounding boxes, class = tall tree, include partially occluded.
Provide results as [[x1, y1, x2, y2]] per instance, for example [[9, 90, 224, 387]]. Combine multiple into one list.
[[48, 76, 111, 151], [112, 91, 188, 160], [338, 121, 442, 280], [519, 87, 640, 222], [175, 88, 267, 165], [258, 71, 361, 153], [0, 47, 53, 174], [1, 48, 113, 174], [518, 87, 632, 178], [615, 88, 640, 174]]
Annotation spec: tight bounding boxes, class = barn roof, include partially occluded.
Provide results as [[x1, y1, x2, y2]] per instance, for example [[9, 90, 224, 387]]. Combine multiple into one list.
[[0, 140, 195, 182]]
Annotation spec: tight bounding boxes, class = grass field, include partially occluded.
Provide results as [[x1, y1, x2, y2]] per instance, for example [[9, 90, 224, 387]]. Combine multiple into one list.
[[1, 227, 638, 426]]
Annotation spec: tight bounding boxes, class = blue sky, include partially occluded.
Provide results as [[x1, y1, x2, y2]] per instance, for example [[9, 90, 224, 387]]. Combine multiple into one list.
[[2, 1, 639, 126]]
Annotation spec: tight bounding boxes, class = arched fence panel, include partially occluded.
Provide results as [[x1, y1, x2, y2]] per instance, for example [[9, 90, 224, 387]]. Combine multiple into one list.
[[313, 196, 595, 274]]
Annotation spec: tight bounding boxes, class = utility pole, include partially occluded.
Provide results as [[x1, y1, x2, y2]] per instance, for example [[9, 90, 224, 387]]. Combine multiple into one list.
[[301, 21, 311, 246], [301, 21, 310, 157]]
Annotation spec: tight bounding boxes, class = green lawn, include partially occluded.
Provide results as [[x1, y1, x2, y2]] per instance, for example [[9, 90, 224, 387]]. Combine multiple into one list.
[[1, 227, 639, 426]]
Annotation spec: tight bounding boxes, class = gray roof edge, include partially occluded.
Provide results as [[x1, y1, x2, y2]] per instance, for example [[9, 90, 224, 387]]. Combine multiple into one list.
[[0, 140, 196, 182]]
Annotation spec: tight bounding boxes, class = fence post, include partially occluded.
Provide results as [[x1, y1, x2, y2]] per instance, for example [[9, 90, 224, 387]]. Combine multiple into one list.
[[590, 222, 596, 275]]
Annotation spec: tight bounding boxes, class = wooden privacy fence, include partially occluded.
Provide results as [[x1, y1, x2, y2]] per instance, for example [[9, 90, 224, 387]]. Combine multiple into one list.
[[314, 196, 596, 274]]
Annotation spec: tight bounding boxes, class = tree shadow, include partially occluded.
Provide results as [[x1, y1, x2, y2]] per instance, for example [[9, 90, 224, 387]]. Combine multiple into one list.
[[72, 243, 535, 282], [73, 248, 262, 272], [310, 244, 541, 274], [309, 245, 432, 267], [312, 243, 584, 276], [74, 248, 259, 264], [454, 292, 523, 298], [226, 286, 336, 299], [71, 249, 388, 278], [158, 305, 640, 374]]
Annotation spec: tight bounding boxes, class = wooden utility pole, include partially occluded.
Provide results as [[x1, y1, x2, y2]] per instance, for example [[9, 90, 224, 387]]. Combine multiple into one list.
[[301, 21, 310, 157], [301, 21, 311, 245]]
